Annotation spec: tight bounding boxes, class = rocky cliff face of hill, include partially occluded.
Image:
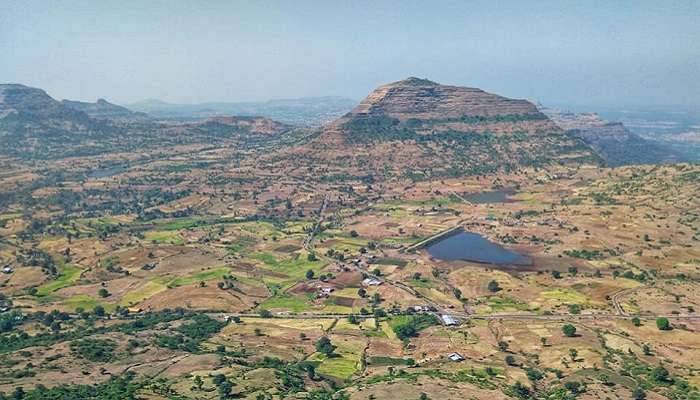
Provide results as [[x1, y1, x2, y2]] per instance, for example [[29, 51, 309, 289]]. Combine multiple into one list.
[[344, 77, 541, 121], [541, 106, 682, 166], [0, 84, 91, 127]]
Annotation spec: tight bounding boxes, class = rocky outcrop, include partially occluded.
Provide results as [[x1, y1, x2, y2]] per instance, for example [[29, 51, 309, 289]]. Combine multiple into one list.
[[343, 77, 542, 121], [195, 116, 290, 135]]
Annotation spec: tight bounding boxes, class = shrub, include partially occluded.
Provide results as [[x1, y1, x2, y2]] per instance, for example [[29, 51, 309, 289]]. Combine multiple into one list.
[[70, 338, 117, 362], [562, 324, 577, 337], [656, 317, 671, 330]]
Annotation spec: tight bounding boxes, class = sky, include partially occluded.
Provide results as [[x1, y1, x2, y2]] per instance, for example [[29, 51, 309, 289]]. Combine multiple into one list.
[[1, 0, 698, 109]]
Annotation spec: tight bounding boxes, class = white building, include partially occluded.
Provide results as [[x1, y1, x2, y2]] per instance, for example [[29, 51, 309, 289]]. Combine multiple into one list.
[[441, 314, 458, 326], [362, 278, 382, 286]]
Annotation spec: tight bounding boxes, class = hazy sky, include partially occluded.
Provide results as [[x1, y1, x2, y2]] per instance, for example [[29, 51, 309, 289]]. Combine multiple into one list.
[[1, 1, 698, 108]]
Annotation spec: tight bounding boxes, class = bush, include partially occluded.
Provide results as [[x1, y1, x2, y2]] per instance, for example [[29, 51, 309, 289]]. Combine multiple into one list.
[[562, 324, 577, 337], [656, 317, 671, 330], [70, 338, 117, 362], [315, 336, 336, 356]]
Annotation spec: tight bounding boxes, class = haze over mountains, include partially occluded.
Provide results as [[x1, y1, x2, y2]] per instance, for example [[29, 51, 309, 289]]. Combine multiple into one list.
[[540, 107, 690, 166], [127, 96, 357, 126], [61, 99, 150, 122], [0, 83, 291, 158], [0, 79, 696, 167]]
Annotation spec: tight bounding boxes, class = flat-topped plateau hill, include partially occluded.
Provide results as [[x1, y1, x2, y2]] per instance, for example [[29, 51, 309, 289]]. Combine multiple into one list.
[[277, 78, 599, 180]]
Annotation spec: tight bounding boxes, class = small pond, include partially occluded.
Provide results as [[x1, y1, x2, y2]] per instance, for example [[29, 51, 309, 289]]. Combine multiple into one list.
[[426, 230, 531, 265], [462, 190, 514, 204], [88, 164, 129, 179]]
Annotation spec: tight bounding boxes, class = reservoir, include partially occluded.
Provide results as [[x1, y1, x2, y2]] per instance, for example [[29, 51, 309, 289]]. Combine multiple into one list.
[[88, 164, 129, 179], [427, 230, 531, 265], [462, 190, 514, 204]]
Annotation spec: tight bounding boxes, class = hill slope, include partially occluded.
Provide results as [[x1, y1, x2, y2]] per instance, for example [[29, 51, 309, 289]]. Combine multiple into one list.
[[285, 78, 599, 180], [61, 98, 150, 122], [0, 84, 292, 159]]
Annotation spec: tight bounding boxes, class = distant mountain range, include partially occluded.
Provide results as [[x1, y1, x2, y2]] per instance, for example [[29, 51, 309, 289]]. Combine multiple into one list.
[[1, 80, 695, 167], [0, 83, 292, 159], [61, 98, 150, 122], [540, 106, 693, 166], [126, 96, 357, 126]]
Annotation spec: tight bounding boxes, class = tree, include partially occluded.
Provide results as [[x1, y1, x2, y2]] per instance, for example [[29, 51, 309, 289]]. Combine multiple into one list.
[[540, 337, 547, 347], [510, 382, 531, 399], [651, 366, 670, 382], [505, 355, 517, 366], [12, 387, 25, 400], [350, 230, 359, 238], [498, 341, 509, 352], [394, 324, 417, 340], [218, 380, 233, 399], [632, 388, 647, 400], [307, 252, 317, 262], [193, 375, 203, 390], [452, 287, 462, 300], [525, 368, 543, 382], [562, 324, 577, 337], [643, 344, 652, 355], [569, 348, 578, 361], [551, 270, 562, 279], [259, 309, 272, 318], [212, 374, 226, 386], [93, 305, 105, 317], [98, 288, 110, 298], [632, 316, 641, 326], [568, 304, 582, 314], [564, 381, 581, 394], [357, 288, 367, 298], [315, 336, 336, 356], [347, 314, 358, 324], [305, 270, 315, 280], [656, 317, 671, 330], [487, 280, 502, 292], [420, 393, 429, 400]]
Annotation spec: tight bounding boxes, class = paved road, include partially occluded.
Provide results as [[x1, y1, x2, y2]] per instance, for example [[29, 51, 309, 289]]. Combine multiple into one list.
[[207, 310, 700, 322]]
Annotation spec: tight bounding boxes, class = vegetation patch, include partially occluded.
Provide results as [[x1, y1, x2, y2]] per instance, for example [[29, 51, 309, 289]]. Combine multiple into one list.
[[35, 265, 84, 296]]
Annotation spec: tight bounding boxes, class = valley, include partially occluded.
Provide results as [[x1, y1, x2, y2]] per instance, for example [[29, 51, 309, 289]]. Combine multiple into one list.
[[0, 79, 698, 400]]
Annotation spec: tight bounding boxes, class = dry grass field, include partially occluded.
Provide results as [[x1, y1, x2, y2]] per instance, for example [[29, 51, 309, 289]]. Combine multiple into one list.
[[0, 130, 698, 400]]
